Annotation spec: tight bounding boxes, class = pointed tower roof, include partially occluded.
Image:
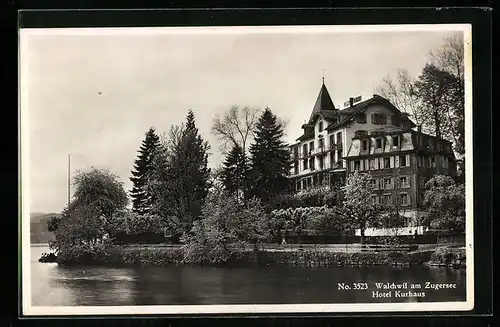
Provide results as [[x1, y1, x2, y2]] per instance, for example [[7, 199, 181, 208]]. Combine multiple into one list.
[[308, 81, 336, 122]]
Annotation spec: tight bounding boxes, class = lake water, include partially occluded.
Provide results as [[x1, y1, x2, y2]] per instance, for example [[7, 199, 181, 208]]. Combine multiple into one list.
[[29, 245, 466, 306]]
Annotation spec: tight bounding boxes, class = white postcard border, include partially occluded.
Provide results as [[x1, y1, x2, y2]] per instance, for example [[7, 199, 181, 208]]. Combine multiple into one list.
[[19, 23, 475, 316]]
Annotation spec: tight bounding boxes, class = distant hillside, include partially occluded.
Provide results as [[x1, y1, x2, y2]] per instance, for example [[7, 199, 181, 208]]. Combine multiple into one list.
[[30, 213, 61, 244]]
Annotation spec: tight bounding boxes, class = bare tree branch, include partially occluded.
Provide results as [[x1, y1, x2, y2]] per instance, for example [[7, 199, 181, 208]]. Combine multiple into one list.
[[211, 105, 261, 154]]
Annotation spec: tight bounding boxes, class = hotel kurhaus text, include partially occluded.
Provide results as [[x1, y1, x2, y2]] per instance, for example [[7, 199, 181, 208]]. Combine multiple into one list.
[[337, 282, 458, 298]]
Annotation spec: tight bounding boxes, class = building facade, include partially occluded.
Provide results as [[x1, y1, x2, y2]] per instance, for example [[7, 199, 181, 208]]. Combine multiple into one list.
[[344, 127, 457, 227], [288, 81, 415, 193], [288, 80, 457, 233]]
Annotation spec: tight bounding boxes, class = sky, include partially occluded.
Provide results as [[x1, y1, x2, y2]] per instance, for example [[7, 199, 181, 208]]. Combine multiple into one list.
[[20, 25, 464, 214]]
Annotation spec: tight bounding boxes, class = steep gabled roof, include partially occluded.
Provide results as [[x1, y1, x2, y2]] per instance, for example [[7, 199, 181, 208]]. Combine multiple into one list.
[[326, 94, 416, 131], [308, 83, 336, 122]]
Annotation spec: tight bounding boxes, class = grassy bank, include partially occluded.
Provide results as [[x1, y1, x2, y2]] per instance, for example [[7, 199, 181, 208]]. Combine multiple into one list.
[[54, 244, 439, 267]]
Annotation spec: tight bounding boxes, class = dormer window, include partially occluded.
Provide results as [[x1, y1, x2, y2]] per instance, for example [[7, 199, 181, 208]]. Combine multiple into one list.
[[392, 135, 400, 147], [318, 121, 324, 132], [356, 113, 367, 124], [372, 114, 387, 125], [362, 139, 369, 151]]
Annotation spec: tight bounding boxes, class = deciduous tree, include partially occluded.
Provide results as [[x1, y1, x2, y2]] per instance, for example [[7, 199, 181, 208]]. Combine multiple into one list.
[[423, 174, 465, 232]]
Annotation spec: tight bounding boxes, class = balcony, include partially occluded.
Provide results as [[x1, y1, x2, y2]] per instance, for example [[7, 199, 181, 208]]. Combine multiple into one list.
[[330, 143, 343, 150]]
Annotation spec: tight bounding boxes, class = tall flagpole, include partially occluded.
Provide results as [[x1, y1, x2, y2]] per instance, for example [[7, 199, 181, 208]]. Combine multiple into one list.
[[68, 154, 71, 207]]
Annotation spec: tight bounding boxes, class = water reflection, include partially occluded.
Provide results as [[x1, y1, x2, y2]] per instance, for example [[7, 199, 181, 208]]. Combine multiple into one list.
[[29, 246, 466, 307]]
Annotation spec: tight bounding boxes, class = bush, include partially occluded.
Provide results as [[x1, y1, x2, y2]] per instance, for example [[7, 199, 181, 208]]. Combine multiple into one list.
[[429, 246, 465, 265]]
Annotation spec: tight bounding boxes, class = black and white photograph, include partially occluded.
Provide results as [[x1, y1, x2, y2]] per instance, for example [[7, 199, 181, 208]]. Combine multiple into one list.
[[20, 23, 473, 315]]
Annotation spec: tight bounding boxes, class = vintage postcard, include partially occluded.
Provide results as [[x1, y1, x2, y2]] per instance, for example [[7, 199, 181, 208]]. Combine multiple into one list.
[[20, 23, 474, 316]]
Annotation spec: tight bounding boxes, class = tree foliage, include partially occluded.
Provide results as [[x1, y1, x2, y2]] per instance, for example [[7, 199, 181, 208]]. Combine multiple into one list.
[[181, 188, 270, 264], [221, 144, 250, 200], [423, 174, 465, 232], [268, 186, 342, 211], [414, 63, 456, 141], [333, 171, 384, 244], [130, 127, 160, 215], [375, 69, 426, 129], [249, 108, 291, 201], [49, 168, 128, 260], [149, 110, 211, 237], [271, 205, 344, 242], [375, 36, 465, 155]]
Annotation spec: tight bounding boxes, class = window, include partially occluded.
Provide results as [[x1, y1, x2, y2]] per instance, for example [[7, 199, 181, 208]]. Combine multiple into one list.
[[383, 194, 392, 205], [338, 149, 343, 160], [303, 158, 308, 170], [330, 152, 335, 168], [379, 157, 384, 169], [329, 134, 335, 147], [392, 135, 400, 147], [318, 121, 324, 132], [426, 157, 431, 168], [370, 179, 378, 190], [362, 139, 369, 151], [431, 157, 436, 167], [384, 157, 390, 168], [356, 113, 367, 124], [319, 156, 324, 170], [370, 159, 377, 170], [310, 141, 315, 151], [294, 161, 299, 175], [303, 144, 308, 156], [336, 132, 342, 145], [399, 155, 407, 167], [384, 178, 393, 189], [354, 160, 360, 171], [375, 138, 383, 149], [371, 195, 377, 205], [365, 159, 370, 170], [296, 181, 301, 192], [372, 113, 387, 125], [400, 176, 410, 188], [379, 178, 385, 190], [420, 177, 425, 188], [318, 138, 324, 150], [443, 157, 449, 168], [399, 193, 410, 206], [310, 157, 315, 170]]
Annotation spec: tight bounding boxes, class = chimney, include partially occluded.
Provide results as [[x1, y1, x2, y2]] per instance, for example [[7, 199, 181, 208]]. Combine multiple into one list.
[[349, 97, 354, 108]]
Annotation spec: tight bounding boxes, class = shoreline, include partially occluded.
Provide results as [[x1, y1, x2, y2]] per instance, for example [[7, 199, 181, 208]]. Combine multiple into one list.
[[36, 245, 466, 269]]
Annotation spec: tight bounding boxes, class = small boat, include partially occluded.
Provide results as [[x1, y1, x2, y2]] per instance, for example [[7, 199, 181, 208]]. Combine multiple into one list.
[[39, 252, 57, 263]]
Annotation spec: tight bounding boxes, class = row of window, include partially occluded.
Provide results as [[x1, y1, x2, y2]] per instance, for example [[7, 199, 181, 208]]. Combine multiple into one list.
[[299, 150, 343, 171], [361, 135, 401, 151], [417, 155, 449, 169], [369, 176, 412, 190], [353, 113, 401, 126], [416, 135, 452, 153], [351, 154, 411, 171], [296, 132, 343, 156], [371, 193, 411, 206]]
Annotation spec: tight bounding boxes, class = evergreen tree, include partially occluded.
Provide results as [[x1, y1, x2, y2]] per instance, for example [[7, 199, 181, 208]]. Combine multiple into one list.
[[221, 144, 249, 200], [130, 127, 160, 215], [249, 108, 291, 201], [154, 110, 211, 235]]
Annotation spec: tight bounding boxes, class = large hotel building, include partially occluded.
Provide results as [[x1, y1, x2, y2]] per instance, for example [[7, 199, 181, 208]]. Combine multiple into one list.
[[288, 81, 457, 230]]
